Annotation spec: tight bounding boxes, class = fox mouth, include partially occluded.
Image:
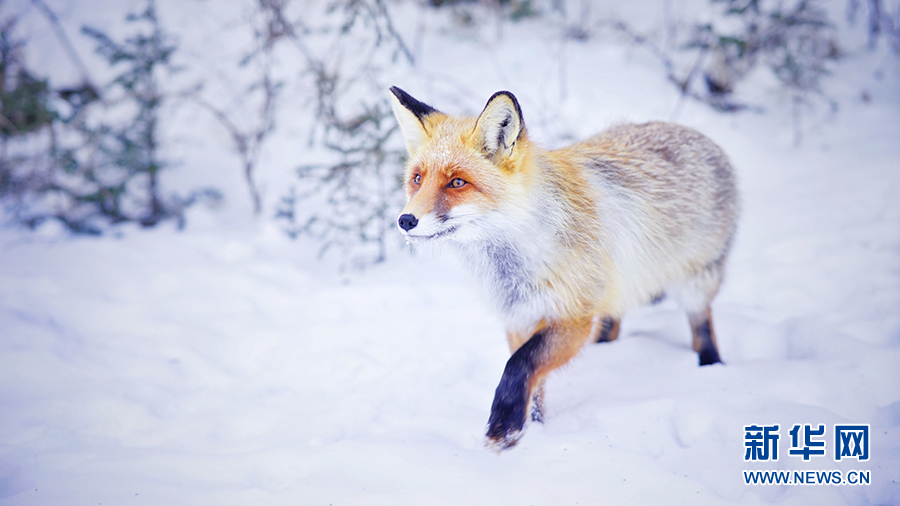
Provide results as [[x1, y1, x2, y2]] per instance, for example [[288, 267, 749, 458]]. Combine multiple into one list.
[[405, 225, 458, 241]]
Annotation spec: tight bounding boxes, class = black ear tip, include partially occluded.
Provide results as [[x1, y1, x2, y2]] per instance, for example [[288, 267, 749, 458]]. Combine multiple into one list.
[[390, 86, 414, 103], [390, 87, 439, 121]]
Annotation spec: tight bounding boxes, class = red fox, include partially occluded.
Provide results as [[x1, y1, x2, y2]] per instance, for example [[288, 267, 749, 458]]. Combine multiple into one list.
[[389, 87, 739, 450]]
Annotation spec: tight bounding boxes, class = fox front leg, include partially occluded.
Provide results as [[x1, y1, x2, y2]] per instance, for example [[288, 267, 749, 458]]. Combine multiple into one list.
[[486, 318, 595, 449], [486, 330, 545, 449]]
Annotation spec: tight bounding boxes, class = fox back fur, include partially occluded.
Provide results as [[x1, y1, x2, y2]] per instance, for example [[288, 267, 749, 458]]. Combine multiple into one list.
[[389, 87, 739, 449]]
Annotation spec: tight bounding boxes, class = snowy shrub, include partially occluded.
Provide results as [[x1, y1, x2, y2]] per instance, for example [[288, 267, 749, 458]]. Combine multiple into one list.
[[689, 0, 839, 142], [0, 14, 60, 227], [0, 0, 217, 234], [189, 0, 287, 217], [276, 93, 406, 268], [608, 0, 839, 144], [0, 18, 54, 137], [270, 0, 412, 269], [76, 2, 184, 229]]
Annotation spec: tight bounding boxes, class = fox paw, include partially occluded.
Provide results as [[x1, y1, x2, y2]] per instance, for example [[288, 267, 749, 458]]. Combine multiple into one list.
[[486, 403, 528, 451], [485, 428, 525, 451]]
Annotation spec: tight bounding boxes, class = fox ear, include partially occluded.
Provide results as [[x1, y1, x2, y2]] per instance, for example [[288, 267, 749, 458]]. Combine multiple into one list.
[[389, 86, 439, 155], [473, 91, 524, 164]]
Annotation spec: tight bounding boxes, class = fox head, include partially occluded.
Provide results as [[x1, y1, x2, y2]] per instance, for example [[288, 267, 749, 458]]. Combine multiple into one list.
[[389, 87, 531, 244]]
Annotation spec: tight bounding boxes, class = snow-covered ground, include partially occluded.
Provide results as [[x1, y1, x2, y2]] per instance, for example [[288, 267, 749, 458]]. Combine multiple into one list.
[[1, 1, 899, 504]]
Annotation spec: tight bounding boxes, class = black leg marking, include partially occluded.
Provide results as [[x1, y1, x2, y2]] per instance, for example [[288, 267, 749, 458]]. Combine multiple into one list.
[[486, 330, 545, 448], [693, 319, 721, 366], [595, 317, 620, 343]]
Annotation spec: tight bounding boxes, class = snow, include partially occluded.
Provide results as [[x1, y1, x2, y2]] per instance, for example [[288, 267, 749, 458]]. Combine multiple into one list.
[[1, 1, 899, 505]]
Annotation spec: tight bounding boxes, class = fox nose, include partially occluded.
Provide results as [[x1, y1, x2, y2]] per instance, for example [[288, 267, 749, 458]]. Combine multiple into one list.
[[398, 213, 418, 231]]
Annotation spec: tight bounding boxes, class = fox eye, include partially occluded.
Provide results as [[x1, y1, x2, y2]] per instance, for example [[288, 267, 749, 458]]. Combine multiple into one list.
[[448, 177, 467, 188], [413, 174, 421, 185]]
